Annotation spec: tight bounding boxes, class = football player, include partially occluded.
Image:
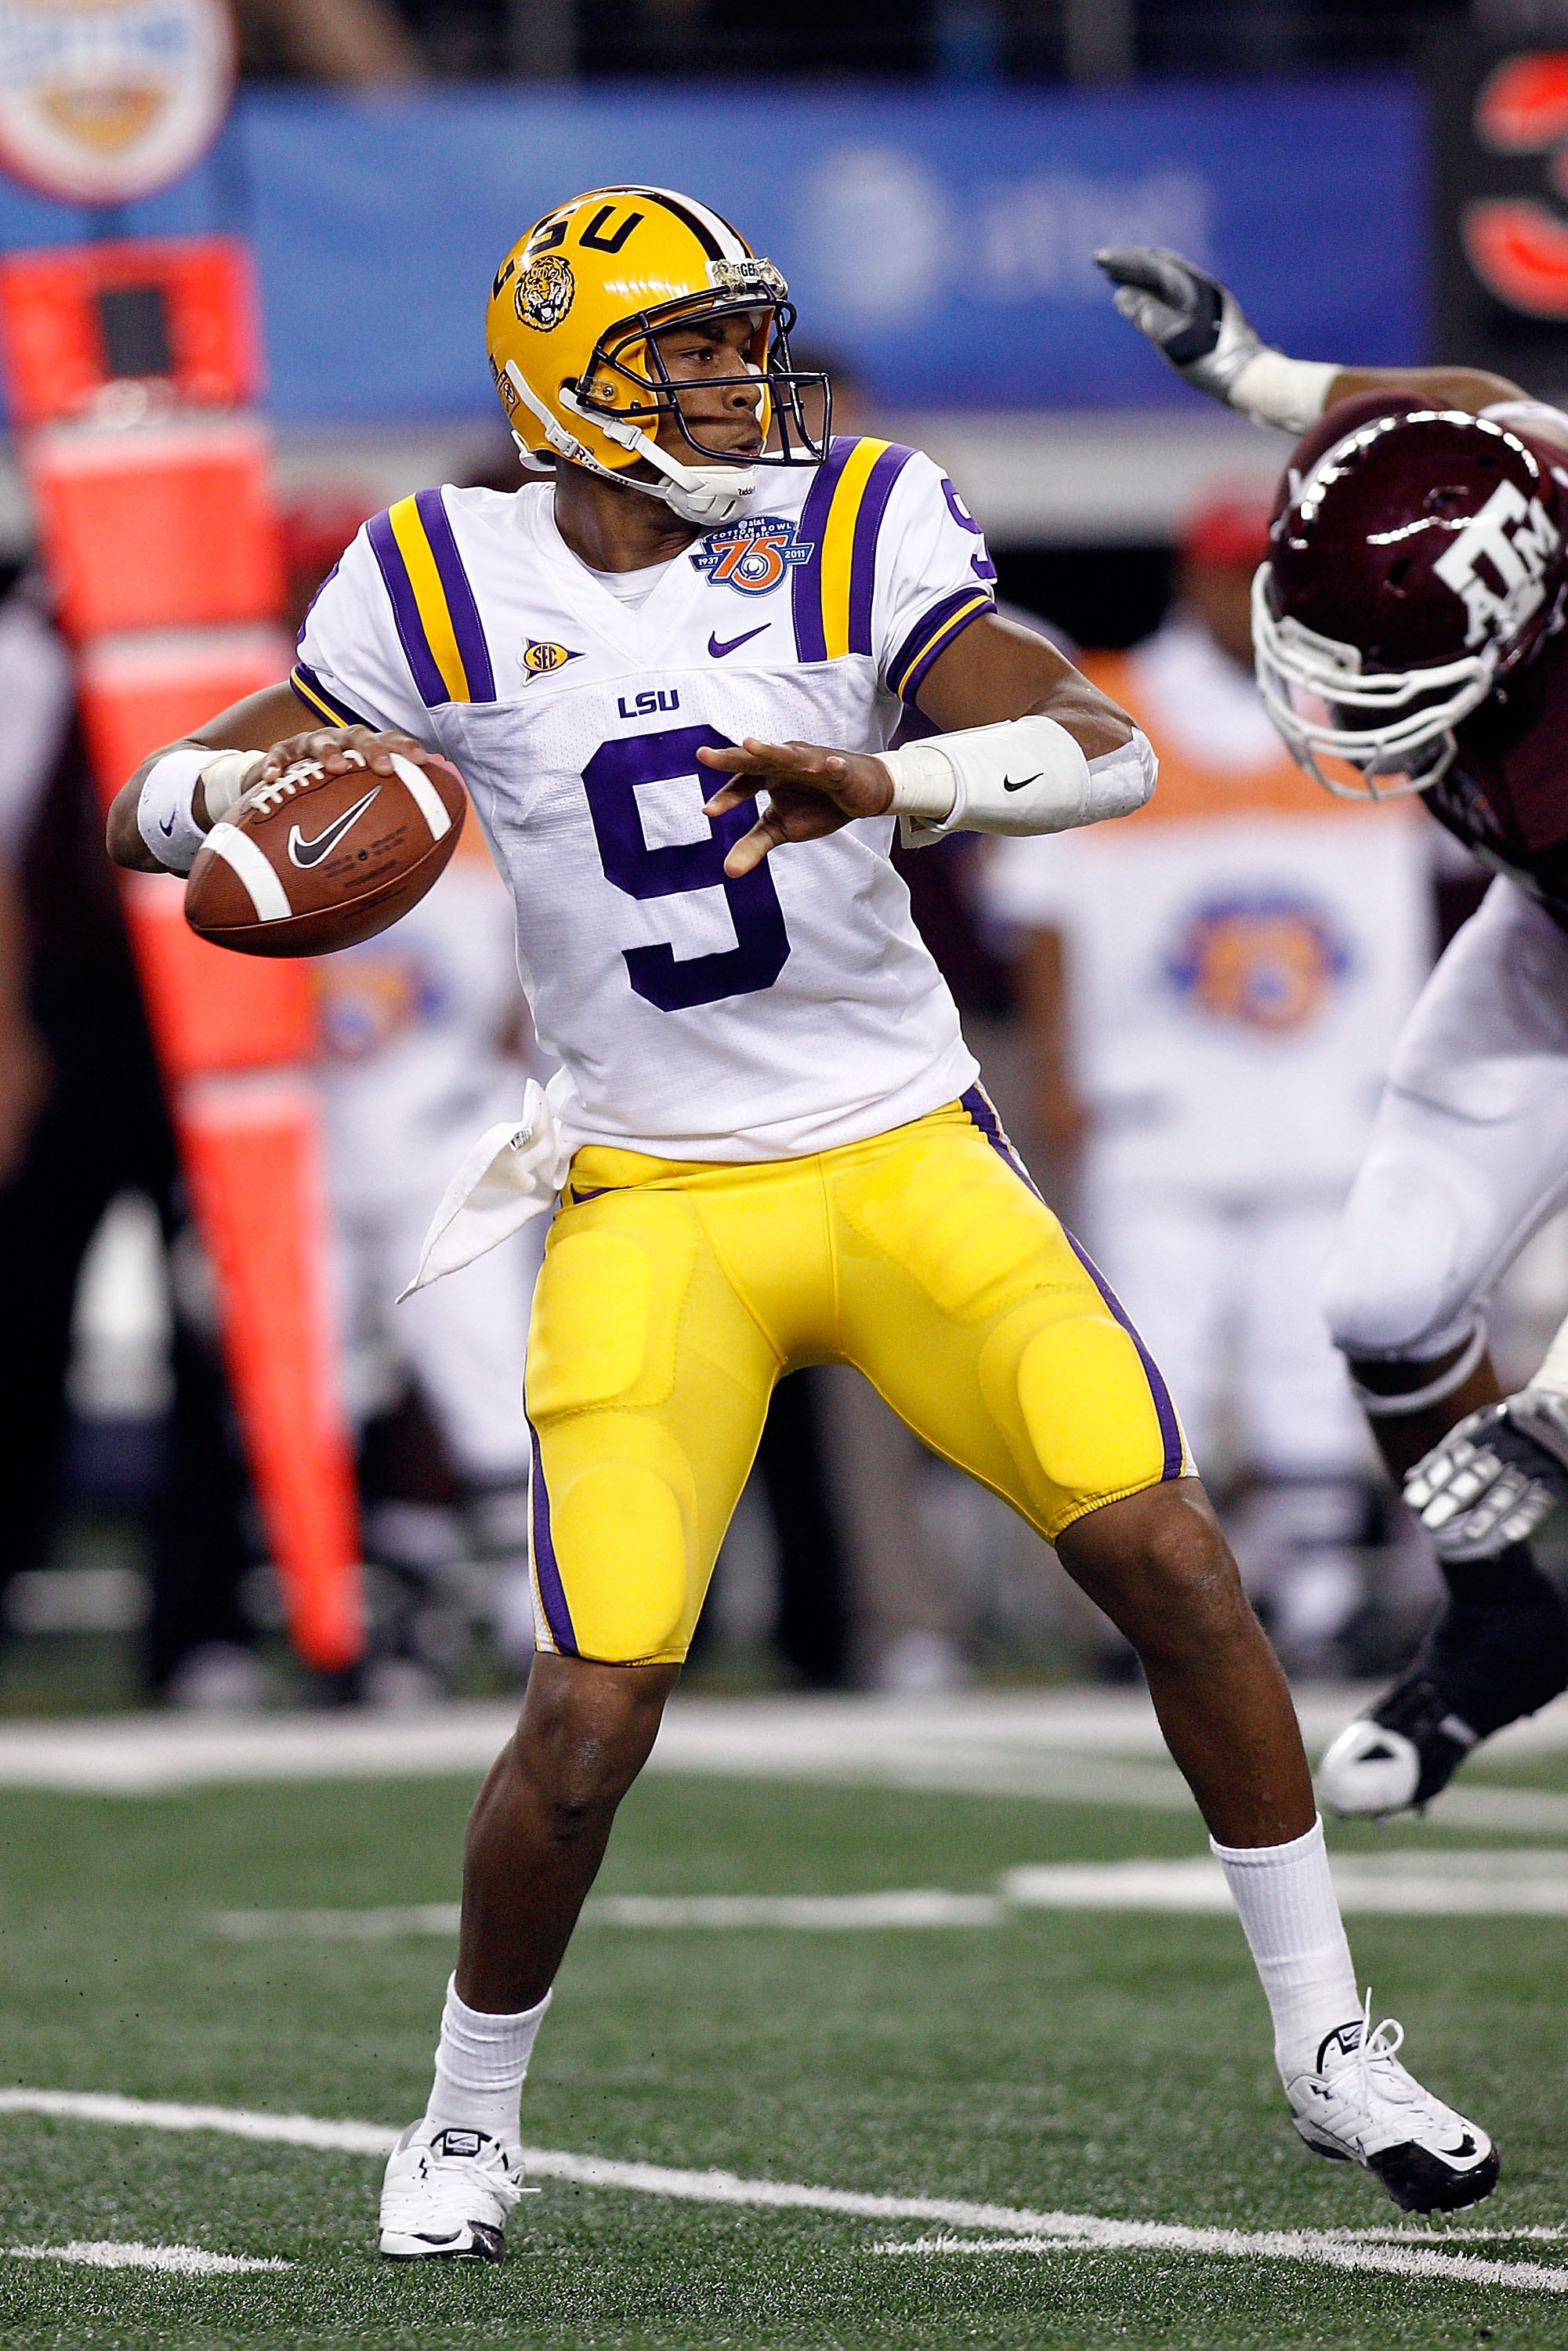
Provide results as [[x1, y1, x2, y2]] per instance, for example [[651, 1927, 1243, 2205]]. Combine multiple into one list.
[[1100, 245, 1568, 1819], [108, 189, 1496, 2250]]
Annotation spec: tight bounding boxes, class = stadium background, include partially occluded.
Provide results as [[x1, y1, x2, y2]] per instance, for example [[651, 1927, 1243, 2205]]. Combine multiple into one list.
[[6, 5, 1568, 2345]]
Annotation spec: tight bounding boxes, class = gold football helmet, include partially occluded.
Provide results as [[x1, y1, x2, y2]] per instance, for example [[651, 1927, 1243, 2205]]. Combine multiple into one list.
[[486, 184, 828, 526]]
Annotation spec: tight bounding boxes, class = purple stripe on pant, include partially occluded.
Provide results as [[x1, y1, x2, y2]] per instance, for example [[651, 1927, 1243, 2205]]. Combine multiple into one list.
[[528, 1422, 578, 1655], [959, 1084, 1185, 1485]]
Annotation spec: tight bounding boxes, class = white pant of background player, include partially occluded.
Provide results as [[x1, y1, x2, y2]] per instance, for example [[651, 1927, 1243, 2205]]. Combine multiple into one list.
[[1324, 878, 1568, 1391], [314, 851, 548, 1689]]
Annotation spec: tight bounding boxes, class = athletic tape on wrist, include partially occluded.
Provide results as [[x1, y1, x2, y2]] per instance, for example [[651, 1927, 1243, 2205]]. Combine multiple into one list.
[[1228, 350, 1340, 436], [882, 715, 1095, 844]]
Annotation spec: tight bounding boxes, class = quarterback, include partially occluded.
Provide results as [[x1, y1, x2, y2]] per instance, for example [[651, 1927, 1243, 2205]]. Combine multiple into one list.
[[110, 189, 1494, 2249], [1102, 245, 1568, 1819]]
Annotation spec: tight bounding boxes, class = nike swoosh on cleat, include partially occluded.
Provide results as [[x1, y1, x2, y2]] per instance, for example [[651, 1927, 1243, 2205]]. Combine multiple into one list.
[[1001, 772, 1043, 792], [1442, 2133, 1479, 2160], [287, 785, 382, 869], [708, 625, 768, 660]]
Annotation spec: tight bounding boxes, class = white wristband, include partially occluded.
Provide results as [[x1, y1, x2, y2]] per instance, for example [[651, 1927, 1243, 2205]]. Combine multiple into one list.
[[136, 746, 263, 873], [1226, 349, 1339, 436], [882, 717, 1155, 844]]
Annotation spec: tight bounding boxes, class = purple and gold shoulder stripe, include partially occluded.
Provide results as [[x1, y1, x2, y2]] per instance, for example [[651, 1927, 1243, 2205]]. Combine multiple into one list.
[[886, 585, 994, 711], [367, 490, 497, 708], [289, 660, 368, 730], [792, 436, 920, 665]]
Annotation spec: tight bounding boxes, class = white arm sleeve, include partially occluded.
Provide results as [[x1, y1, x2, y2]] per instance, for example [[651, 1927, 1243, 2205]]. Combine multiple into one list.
[[881, 719, 1156, 845]]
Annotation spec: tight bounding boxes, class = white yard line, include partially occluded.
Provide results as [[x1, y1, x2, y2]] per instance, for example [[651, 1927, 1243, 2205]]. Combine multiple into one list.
[[4, 2239, 288, 2274], [2, 1693, 1567, 1826], [871, 2233, 1568, 2294], [208, 1851, 1568, 1939], [0, 2087, 1562, 2297]]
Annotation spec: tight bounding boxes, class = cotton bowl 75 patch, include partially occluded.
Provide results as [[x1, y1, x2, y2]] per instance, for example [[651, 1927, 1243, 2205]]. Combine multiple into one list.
[[690, 517, 813, 596]]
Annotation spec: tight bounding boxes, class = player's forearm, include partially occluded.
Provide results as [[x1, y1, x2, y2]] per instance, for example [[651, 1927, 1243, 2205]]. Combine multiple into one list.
[[106, 682, 313, 871], [1326, 365, 1528, 418]]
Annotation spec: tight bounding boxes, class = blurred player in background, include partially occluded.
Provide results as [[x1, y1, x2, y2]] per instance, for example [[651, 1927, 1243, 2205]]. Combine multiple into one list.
[[110, 186, 1497, 2253], [1103, 244, 1568, 1812], [983, 494, 1432, 1672], [0, 567, 259, 1704], [287, 498, 551, 1695]]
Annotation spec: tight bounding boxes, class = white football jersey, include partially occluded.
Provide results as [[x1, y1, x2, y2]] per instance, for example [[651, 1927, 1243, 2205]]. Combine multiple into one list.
[[294, 437, 994, 1160]]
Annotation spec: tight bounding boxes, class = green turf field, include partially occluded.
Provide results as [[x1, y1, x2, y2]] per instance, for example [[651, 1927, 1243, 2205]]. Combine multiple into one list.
[[2, 1751, 1566, 2349]]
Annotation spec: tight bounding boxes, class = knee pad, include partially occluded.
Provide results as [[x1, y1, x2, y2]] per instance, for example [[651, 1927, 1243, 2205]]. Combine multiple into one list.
[[1321, 1148, 1482, 1360]]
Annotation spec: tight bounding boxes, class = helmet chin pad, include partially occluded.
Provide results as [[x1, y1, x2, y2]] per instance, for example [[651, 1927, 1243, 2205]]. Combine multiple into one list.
[[558, 383, 757, 524]]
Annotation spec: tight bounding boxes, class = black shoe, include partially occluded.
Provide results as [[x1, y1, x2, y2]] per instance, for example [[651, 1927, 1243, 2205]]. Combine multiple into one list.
[[1318, 1559, 1568, 1817]]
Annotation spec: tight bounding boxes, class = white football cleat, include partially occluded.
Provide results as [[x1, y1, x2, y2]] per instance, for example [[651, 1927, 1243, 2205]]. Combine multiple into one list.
[[1286, 2005, 1499, 2213], [378, 2120, 527, 2260]]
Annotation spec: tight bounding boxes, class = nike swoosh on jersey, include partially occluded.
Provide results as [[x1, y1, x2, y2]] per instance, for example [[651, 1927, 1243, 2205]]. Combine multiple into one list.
[[287, 785, 382, 869], [708, 625, 769, 660], [1001, 772, 1043, 792]]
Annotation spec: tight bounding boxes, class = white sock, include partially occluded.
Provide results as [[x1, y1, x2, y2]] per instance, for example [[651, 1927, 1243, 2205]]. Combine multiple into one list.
[[1210, 1817, 1361, 2085], [424, 1975, 551, 2146]]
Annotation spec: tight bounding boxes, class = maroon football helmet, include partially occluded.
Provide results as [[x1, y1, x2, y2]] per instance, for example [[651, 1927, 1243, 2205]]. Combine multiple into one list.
[[1255, 393, 1568, 796]]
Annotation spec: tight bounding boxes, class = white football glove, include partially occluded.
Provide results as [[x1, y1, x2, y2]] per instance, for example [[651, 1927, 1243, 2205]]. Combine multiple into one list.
[[1403, 1390, 1568, 1568]]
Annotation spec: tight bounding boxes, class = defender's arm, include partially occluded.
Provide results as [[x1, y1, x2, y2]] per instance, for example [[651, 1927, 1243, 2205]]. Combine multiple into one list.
[[1095, 246, 1533, 436]]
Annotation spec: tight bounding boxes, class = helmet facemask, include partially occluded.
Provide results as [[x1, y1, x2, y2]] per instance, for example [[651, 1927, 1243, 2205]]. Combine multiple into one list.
[[1252, 562, 1500, 801]]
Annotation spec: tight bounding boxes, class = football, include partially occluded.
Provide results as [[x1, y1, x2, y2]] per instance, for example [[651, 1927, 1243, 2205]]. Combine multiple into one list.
[[185, 748, 467, 958]]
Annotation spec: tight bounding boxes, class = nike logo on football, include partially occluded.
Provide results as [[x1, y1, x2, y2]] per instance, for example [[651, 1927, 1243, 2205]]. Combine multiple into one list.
[[708, 625, 768, 660], [1002, 772, 1043, 793], [287, 785, 381, 868]]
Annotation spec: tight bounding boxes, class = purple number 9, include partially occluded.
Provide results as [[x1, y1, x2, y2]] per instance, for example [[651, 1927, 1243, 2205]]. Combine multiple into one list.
[[582, 723, 791, 1012]]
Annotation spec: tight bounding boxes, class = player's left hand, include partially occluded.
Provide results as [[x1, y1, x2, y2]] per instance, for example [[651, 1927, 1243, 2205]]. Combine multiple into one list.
[[697, 738, 893, 876]]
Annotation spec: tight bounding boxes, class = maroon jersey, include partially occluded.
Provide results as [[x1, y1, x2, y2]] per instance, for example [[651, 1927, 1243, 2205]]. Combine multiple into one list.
[[1432, 618, 1568, 925]]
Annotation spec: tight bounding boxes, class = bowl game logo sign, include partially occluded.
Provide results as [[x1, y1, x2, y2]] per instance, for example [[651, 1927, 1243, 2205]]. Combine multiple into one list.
[[0, 0, 234, 204], [690, 517, 813, 596], [1164, 893, 1351, 1034]]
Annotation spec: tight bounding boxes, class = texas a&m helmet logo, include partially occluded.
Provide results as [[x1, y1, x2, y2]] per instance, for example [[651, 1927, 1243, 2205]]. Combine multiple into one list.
[[1432, 476, 1562, 649], [690, 516, 813, 595]]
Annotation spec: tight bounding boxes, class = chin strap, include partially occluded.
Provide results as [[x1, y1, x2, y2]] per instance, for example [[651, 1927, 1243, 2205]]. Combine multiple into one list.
[[503, 362, 756, 527]]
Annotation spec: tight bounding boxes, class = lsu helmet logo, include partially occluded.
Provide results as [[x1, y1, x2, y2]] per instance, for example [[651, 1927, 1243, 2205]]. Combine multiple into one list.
[[1165, 893, 1351, 1034], [516, 252, 574, 331], [690, 516, 813, 596], [520, 638, 583, 680]]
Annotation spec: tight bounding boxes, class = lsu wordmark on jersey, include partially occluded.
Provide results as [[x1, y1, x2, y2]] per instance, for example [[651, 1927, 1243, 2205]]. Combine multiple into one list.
[[293, 434, 998, 1162]]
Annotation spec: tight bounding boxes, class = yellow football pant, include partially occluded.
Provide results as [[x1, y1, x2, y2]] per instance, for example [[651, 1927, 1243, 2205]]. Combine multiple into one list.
[[523, 1090, 1189, 1665]]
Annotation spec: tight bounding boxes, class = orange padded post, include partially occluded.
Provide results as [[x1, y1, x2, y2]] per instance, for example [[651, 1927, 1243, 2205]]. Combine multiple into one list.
[[0, 236, 364, 1677], [176, 1073, 363, 1674], [26, 415, 283, 640]]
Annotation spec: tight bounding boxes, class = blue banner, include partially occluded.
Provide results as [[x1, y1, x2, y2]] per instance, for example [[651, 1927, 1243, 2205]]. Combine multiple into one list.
[[0, 81, 1425, 420]]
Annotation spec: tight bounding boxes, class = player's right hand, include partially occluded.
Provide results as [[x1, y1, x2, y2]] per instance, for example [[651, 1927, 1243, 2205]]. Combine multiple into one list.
[[1404, 1390, 1568, 1567], [1094, 247, 1265, 408], [256, 724, 433, 785]]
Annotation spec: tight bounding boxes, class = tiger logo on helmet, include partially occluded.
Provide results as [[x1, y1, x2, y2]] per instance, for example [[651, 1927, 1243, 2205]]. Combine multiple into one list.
[[486, 184, 829, 528]]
